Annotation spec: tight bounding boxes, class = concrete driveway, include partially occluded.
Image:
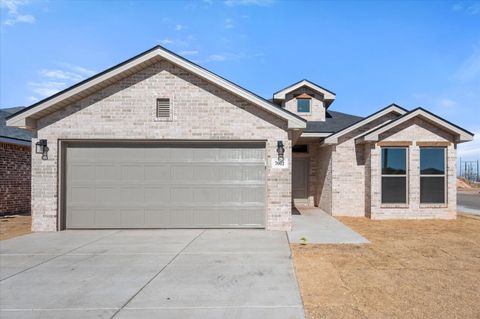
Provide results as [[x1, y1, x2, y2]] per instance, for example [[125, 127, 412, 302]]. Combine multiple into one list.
[[0, 229, 304, 319]]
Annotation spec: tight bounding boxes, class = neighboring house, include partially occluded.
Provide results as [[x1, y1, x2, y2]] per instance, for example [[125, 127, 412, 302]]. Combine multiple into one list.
[[1, 107, 31, 216], [6, 46, 473, 231]]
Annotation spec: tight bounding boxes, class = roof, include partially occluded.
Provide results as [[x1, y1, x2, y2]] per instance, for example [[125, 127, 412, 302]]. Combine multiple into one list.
[[322, 104, 408, 144], [273, 79, 336, 107], [7, 45, 306, 130], [0, 107, 32, 145], [360, 107, 474, 143], [304, 110, 363, 133]]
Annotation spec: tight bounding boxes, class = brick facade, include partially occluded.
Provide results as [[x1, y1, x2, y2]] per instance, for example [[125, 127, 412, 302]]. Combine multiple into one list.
[[0, 142, 31, 215], [315, 115, 458, 219], [369, 118, 457, 219], [31, 60, 292, 231], [282, 90, 326, 121]]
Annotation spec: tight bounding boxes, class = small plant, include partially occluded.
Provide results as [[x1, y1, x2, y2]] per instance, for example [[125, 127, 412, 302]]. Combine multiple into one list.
[[300, 237, 308, 245]]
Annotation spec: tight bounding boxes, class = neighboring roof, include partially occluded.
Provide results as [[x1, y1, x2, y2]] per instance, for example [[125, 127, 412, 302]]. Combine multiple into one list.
[[7, 46, 306, 130], [304, 110, 363, 134], [360, 107, 474, 143], [0, 107, 32, 145], [323, 104, 407, 144], [273, 79, 336, 107]]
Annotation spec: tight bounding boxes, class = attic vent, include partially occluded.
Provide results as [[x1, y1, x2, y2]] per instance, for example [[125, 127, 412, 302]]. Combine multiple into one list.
[[156, 98, 171, 118]]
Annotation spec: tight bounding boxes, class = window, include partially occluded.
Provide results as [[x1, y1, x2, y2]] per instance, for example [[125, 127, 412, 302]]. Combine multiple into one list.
[[297, 99, 311, 113], [156, 98, 171, 118], [420, 147, 446, 204], [381, 147, 407, 204]]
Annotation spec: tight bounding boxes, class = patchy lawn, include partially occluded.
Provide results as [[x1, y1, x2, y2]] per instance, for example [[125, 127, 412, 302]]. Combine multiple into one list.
[[291, 215, 480, 319], [0, 214, 31, 240]]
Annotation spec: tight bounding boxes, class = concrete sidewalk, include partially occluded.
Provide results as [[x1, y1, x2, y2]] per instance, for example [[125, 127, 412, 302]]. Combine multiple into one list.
[[288, 207, 369, 244], [0, 229, 304, 319]]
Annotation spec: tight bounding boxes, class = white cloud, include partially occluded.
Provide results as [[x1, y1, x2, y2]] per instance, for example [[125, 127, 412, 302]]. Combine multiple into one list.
[[26, 63, 95, 103], [458, 129, 480, 160], [225, 18, 234, 29], [28, 81, 66, 98], [205, 52, 252, 62], [1, 0, 36, 26], [207, 54, 227, 62], [224, 0, 274, 6], [437, 98, 457, 108], [455, 46, 480, 82], [158, 38, 189, 47], [175, 24, 186, 31], [159, 39, 174, 45], [179, 50, 199, 56], [59, 63, 95, 77]]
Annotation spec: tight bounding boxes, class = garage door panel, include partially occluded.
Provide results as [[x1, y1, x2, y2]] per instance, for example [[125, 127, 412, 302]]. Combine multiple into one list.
[[120, 209, 145, 228], [95, 209, 121, 228], [67, 208, 95, 228], [95, 164, 120, 181], [69, 164, 95, 181], [144, 165, 170, 180], [144, 187, 170, 204], [145, 209, 171, 227], [95, 187, 120, 205], [66, 143, 266, 229], [121, 165, 145, 181], [69, 186, 95, 204], [120, 187, 145, 204]]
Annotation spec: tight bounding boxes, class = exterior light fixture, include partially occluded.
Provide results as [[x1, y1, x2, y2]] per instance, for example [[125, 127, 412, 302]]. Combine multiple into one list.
[[35, 139, 49, 160], [276, 140, 285, 165]]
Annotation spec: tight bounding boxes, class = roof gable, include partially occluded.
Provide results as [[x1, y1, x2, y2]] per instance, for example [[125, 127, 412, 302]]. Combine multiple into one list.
[[323, 104, 407, 144], [361, 107, 474, 143], [7, 46, 306, 130], [273, 79, 336, 107]]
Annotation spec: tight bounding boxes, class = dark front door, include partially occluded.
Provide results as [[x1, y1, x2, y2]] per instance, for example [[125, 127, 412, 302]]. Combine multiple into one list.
[[292, 157, 309, 200]]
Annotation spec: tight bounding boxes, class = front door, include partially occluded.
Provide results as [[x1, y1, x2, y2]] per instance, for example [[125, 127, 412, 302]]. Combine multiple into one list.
[[292, 157, 309, 202]]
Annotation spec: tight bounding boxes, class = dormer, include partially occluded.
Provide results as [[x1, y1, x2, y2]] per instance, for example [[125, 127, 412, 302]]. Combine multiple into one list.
[[272, 79, 336, 121]]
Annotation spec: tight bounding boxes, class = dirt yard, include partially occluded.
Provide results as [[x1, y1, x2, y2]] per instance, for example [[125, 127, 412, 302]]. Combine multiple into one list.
[[0, 214, 31, 240], [291, 215, 480, 319]]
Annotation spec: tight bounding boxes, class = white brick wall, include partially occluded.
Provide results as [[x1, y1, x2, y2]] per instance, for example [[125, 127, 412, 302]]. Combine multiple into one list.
[[31, 60, 293, 231]]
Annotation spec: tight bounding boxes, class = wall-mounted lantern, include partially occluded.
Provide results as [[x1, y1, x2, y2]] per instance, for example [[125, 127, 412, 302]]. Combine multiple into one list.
[[276, 140, 285, 165], [35, 139, 49, 160]]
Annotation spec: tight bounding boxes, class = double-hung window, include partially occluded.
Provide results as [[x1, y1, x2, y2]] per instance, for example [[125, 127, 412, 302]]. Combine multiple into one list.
[[381, 147, 408, 204], [420, 147, 446, 204]]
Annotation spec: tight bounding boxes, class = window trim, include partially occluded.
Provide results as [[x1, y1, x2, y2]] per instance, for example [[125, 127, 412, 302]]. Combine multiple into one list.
[[381, 147, 409, 205], [419, 147, 447, 205], [296, 98, 311, 113]]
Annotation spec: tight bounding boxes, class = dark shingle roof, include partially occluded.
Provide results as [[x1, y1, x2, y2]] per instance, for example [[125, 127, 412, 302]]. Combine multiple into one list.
[[0, 107, 32, 141], [305, 110, 363, 133]]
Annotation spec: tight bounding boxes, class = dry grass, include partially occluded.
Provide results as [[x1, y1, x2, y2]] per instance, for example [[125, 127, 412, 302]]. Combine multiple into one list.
[[291, 215, 480, 319], [0, 214, 31, 240]]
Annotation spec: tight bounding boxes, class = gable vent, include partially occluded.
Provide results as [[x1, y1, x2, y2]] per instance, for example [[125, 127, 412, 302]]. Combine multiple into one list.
[[156, 98, 171, 118]]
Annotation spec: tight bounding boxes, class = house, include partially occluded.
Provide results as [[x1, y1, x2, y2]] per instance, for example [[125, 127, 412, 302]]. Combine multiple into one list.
[[6, 46, 474, 231], [1, 107, 31, 216]]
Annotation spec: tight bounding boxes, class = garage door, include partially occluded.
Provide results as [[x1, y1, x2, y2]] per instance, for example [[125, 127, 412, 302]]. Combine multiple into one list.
[[65, 142, 266, 229]]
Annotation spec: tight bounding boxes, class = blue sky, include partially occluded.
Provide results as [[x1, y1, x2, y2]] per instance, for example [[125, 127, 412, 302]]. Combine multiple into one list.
[[1, 0, 479, 159]]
